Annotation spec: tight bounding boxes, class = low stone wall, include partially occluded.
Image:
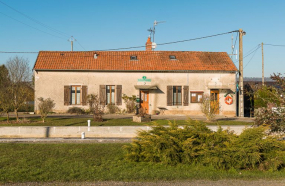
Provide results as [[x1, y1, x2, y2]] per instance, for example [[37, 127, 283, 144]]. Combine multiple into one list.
[[0, 125, 250, 139]]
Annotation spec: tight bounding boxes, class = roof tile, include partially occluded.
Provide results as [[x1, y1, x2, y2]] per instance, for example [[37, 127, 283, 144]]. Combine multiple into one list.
[[34, 51, 237, 72]]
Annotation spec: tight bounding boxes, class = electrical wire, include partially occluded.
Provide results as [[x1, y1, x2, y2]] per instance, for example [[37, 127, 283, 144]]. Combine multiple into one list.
[[0, 12, 66, 40], [0, 1, 87, 50], [0, 51, 38, 53], [233, 44, 260, 64], [263, 44, 285, 47], [243, 44, 261, 59], [0, 0, 70, 37], [96, 30, 239, 51], [0, 30, 240, 53], [75, 40, 86, 51], [244, 45, 261, 69]]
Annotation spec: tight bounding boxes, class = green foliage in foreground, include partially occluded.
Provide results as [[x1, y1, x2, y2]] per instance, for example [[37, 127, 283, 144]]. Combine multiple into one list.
[[0, 143, 285, 183], [124, 120, 285, 171], [0, 117, 253, 126]]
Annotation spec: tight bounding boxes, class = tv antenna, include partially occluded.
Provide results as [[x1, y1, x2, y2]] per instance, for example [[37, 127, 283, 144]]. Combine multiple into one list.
[[229, 34, 237, 60], [147, 20, 165, 43]]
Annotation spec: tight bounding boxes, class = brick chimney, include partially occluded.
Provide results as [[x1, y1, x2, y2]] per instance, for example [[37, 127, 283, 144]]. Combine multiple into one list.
[[145, 36, 152, 51]]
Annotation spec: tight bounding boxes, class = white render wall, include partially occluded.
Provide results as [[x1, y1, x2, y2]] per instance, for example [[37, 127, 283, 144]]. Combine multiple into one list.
[[34, 71, 237, 116]]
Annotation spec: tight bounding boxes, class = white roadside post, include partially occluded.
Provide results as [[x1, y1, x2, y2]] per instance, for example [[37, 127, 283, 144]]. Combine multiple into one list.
[[81, 132, 85, 139], [88, 120, 91, 131]]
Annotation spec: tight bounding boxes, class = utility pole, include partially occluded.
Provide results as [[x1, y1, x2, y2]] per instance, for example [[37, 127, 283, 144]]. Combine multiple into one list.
[[68, 36, 76, 51], [261, 42, 264, 86], [239, 29, 246, 117]]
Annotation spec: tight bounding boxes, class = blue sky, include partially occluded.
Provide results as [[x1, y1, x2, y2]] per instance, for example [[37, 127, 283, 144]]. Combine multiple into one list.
[[0, 0, 284, 77]]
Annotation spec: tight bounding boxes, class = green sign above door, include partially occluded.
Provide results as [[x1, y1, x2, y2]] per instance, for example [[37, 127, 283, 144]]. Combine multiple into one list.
[[138, 76, 151, 82]]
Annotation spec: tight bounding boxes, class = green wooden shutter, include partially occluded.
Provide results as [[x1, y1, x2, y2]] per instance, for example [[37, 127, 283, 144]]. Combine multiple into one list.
[[183, 86, 189, 106], [116, 85, 122, 105], [167, 86, 173, 106], [99, 85, 106, 105], [64, 86, 71, 106]]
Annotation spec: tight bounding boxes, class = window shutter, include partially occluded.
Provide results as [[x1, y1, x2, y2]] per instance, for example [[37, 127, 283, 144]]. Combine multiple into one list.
[[64, 86, 71, 106], [99, 85, 106, 105], [82, 85, 87, 106], [183, 86, 189, 106], [116, 85, 122, 105], [167, 86, 173, 106]]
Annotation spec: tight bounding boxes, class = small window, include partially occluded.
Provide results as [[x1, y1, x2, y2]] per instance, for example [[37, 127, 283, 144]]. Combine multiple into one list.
[[169, 55, 176, 60], [71, 86, 81, 105], [191, 92, 203, 103], [130, 55, 137, 60], [173, 86, 182, 106], [106, 85, 115, 104]]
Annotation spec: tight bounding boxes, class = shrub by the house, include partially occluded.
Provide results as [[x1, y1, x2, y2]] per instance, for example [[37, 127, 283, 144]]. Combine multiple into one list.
[[38, 97, 55, 122]]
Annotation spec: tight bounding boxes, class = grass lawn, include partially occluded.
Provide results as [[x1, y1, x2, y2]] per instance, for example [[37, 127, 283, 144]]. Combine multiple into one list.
[[0, 143, 284, 183], [0, 117, 253, 126]]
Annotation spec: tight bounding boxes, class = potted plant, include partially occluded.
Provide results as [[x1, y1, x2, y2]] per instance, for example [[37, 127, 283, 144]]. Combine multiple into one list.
[[155, 110, 160, 115], [133, 108, 151, 122]]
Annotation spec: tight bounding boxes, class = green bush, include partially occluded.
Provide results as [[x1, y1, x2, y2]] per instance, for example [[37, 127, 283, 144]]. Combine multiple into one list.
[[107, 103, 119, 114], [124, 120, 285, 171], [122, 94, 136, 113], [67, 107, 85, 115]]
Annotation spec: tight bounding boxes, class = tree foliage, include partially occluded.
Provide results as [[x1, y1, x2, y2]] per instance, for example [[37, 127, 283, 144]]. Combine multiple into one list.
[[124, 120, 285, 171], [0, 65, 13, 121], [200, 94, 220, 121], [254, 73, 285, 133], [37, 97, 55, 122], [5, 56, 32, 122], [87, 94, 104, 122], [122, 94, 136, 113]]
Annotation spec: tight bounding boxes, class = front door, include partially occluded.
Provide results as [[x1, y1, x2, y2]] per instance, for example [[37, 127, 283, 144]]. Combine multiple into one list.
[[210, 90, 219, 114], [140, 90, 149, 114]]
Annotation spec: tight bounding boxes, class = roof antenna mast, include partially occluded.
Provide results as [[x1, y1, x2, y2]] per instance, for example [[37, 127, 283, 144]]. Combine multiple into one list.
[[147, 20, 165, 43]]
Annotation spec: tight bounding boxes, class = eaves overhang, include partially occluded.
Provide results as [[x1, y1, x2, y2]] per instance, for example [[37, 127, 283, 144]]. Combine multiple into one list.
[[33, 69, 237, 74]]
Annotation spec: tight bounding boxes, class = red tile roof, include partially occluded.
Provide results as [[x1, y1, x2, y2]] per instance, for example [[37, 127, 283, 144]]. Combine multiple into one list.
[[34, 51, 237, 72]]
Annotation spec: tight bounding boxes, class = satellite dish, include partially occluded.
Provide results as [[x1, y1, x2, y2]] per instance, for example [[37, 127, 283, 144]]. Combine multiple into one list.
[[94, 53, 98, 59], [152, 42, 157, 49]]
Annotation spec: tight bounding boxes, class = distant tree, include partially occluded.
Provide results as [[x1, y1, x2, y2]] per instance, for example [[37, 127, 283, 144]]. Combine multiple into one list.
[[6, 56, 32, 122], [37, 97, 55, 123], [0, 65, 13, 122], [254, 73, 285, 133]]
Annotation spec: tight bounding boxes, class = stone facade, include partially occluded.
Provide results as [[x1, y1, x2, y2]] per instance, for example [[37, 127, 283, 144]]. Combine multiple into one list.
[[34, 70, 236, 116]]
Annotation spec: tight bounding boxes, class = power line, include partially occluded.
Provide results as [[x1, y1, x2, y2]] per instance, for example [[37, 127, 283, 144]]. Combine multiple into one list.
[[96, 30, 239, 51], [157, 30, 239, 46], [0, 1, 87, 50], [75, 40, 86, 51], [263, 44, 285, 47], [243, 44, 261, 59], [0, 0, 70, 37], [244, 45, 261, 69], [0, 30, 240, 53], [233, 44, 260, 64], [0, 51, 38, 53], [0, 12, 66, 40]]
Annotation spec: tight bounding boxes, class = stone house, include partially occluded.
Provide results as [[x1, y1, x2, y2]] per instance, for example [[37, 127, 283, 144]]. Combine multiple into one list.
[[33, 38, 237, 116]]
